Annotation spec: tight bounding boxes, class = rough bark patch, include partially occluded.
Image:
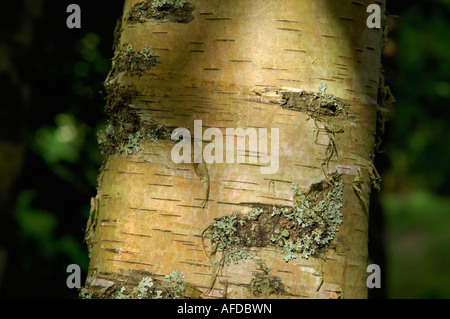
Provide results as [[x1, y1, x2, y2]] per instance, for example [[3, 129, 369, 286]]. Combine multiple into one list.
[[280, 90, 347, 117], [127, 0, 195, 24], [203, 172, 344, 264], [250, 272, 287, 297], [97, 84, 171, 156], [114, 44, 159, 76]]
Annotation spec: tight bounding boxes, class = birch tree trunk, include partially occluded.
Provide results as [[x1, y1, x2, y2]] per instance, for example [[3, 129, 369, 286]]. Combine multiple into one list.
[[81, 0, 385, 299]]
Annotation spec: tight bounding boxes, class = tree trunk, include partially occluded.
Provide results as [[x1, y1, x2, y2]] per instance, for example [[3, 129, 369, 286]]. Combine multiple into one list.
[[82, 0, 384, 299]]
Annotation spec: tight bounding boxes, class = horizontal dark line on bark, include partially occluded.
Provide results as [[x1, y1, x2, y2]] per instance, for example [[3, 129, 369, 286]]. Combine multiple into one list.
[[239, 162, 264, 168], [148, 183, 173, 187], [118, 171, 144, 175], [222, 179, 259, 185], [203, 68, 220, 71], [153, 173, 172, 177], [190, 50, 205, 53], [199, 12, 213, 15], [126, 160, 146, 164], [338, 55, 353, 60], [262, 67, 288, 71], [274, 269, 293, 274], [178, 261, 209, 268], [159, 213, 182, 218], [174, 240, 195, 244], [152, 31, 168, 34], [108, 259, 154, 267], [215, 38, 235, 42], [129, 207, 157, 212], [276, 19, 298, 23], [229, 60, 252, 63], [366, 46, 375, 51], [224, 187, 253, 192], [262, 178, 293, 184], [173, 232, 189, 237], [283, 49, 307, 53], [122, 232, 152, 238], [320, 34, 336, 38], [101, 219, 119, 223], [152, 228, 173, 234], [151, 197, 181, 202], [257, 195, 291, 202], [277, 28, 301, 32], [104, 248, 138, 255], [339, 17, 354, 22], [215, 201, 249, 207]]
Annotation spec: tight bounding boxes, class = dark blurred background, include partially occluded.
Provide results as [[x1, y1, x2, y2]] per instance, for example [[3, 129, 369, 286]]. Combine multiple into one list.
[[0, 0, 449, 299]]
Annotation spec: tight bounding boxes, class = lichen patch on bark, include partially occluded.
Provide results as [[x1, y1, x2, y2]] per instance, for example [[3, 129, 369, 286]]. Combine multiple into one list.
[[127, 0, 195, 24]]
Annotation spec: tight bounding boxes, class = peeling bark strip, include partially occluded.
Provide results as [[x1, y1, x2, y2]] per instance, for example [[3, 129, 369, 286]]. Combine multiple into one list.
[[127, 0, 195, 24], [251, 84, 350, 117]]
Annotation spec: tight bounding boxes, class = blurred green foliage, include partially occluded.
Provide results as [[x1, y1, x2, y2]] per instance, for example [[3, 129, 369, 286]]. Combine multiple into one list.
[[380, 0, 450, 298]]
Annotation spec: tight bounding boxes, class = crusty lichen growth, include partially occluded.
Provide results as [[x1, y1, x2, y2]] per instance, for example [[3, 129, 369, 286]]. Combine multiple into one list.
[[127, 0, 194, 24], [203, 172, 344, 265], [165, 270, 186, 299], [114, 43, 158, 76], [151, 0, 186, 10], [208, 211, 255, 266], [115, 276, 163, 299], [277, 171, 344, 260], [250, 260, 287, 297], [97, 117, 171, 156], [80, 270, 187, 299]]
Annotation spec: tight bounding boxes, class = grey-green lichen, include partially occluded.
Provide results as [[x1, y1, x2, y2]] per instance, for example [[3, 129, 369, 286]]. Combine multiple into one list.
[[151, 0, 186, 10], [165, 270, 186, 299], [203, 172, 344, 265], [97, 118, 171, 156], [272, 171, 344, 260], [250, 260, 287, 297], [80, 270, 187, 299], [115, 276, 163, 299], [318, 83, 346, 115], [127, 0, 194, 24], [209, 211, 255, 266], [115, 43, 158, 76]]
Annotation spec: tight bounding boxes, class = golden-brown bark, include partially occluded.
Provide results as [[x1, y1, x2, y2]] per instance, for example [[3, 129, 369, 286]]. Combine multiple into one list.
[[83, 0, 385, 299]]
